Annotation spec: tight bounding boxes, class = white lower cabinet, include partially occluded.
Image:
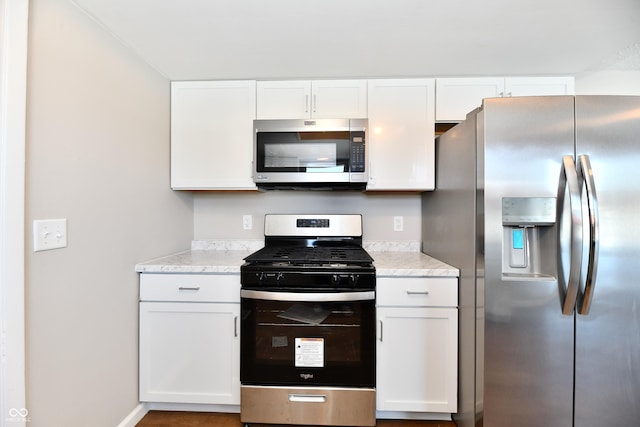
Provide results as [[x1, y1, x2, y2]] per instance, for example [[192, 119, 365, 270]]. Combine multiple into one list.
[[376, 277, 458, 415], [139, 273, 240, 405]]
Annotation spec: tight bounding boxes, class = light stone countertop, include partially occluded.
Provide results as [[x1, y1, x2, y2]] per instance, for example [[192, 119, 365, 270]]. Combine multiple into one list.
[[135, 240, 459, 277], [370, 251, 458, 277], [134, 249, 255, 274]]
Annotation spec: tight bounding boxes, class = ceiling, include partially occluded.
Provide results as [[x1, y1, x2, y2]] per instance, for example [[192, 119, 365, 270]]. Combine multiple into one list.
[[70, 0, 640, 81]]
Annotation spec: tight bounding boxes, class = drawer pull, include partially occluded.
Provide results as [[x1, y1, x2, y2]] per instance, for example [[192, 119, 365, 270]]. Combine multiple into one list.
[[178, 286, 200, 292], [289, 394, 327, 403], [406, 290, 429, 295]]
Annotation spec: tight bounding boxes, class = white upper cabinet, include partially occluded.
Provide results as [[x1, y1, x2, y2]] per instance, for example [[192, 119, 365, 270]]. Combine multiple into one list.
[[256, 80, 367, 119], [171, 80, 257, 190], [436, 76, 575, 122], [505, 76, 575, 97], [367, 79, 436, 191], [435, 77, 505, 122]]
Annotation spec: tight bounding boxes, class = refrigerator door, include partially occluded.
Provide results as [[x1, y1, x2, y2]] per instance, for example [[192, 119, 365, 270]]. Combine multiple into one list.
[[482, 96, 576, 427], [574, 95, 640, 426]]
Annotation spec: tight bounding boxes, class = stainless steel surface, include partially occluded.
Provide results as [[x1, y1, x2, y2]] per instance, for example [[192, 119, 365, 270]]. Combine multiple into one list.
[[240, 289, 375, 302], [263, 214, 363, 237], [557, 155, 583, 315], [573, 95, 640, 427], [424, 95, 640, 427], [576, 154, 599, 316], [501, 197, 556, 226], [240, 212, 376, 426], [253, 118, 368, 186], [481, 96, 576, 427], [255, 118, 354, 133], [422, 111, 479, 427], [240, 385, 376, 426]]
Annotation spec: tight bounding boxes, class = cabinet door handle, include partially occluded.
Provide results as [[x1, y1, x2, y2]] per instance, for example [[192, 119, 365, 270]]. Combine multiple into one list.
[[378, 320, 383, 342], [234, 316, 238, 337], [178, 286, 200, 291], [406, 290, 429, 295], [305, 95, 309, 113]]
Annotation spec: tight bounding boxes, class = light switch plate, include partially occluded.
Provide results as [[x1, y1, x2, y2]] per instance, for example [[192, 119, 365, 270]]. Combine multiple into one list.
[[33, 219, 67, 251]]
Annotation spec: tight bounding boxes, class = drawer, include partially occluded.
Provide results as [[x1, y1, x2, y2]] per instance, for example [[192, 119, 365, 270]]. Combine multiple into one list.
[[140, 273, 240, 303], [377, 277, 457, 307]]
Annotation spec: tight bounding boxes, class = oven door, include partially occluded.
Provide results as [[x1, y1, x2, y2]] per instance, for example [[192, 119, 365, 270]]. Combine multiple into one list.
[[240, 289, 375, 388]]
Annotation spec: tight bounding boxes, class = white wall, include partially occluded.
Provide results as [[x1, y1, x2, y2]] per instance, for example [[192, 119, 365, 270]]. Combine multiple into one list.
[[25, 0, 193, 425], [575, 70, 640, 95], [194, 192, 422, 243]]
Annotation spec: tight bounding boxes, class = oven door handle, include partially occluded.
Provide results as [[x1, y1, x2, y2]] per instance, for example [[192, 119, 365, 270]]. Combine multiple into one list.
[[240, 289, 375, 302]]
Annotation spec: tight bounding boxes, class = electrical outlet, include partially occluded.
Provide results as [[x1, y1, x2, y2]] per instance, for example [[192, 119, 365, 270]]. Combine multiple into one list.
[[243, 214, 253, 230], [33, 219, 67, 251], [393, 216, 404, 232]]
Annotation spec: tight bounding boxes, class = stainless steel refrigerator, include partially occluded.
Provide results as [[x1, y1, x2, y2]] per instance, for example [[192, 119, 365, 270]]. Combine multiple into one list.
[[422, 95, 640, 427]]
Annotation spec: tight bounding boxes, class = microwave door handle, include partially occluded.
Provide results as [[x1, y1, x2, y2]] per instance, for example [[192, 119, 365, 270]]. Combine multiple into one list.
[[557, 155, 583, 315], [577, 154, 599, 315]]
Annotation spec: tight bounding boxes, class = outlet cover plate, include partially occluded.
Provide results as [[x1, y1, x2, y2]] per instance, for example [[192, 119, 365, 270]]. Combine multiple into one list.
[[393, 216, 404, 232]]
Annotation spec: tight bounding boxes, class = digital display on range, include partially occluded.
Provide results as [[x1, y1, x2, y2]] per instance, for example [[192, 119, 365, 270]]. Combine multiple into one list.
[[296, 219, 330, 228]]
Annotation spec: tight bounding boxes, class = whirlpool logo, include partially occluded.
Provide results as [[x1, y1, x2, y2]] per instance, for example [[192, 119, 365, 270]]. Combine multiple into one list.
[[300, 373, 314, 380]]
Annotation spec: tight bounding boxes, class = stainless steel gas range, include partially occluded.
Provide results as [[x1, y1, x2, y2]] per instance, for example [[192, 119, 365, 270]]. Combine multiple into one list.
[[240, 214, 376, 427]]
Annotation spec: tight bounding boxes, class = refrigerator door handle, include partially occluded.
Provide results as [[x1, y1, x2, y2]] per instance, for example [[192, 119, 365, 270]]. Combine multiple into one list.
[[557, 155, 583, 315], [577, 154, 599, 315]]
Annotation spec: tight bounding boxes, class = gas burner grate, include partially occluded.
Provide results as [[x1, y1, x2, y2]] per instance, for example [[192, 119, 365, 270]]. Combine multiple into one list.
[[245, 245, 373, 266]]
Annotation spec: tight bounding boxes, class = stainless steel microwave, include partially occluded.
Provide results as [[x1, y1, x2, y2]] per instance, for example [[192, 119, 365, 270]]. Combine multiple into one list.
[[253, 119, 368, 190]]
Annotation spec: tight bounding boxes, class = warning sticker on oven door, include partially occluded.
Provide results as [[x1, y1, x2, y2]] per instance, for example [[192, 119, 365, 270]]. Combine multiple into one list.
[[295, 338, 324, 367]]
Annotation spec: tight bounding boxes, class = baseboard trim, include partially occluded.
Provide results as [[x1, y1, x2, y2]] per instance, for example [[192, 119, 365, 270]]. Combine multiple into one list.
[[376, 410, 452, 421], [147, 402, 240, 413], [117, 403, 149, 427]]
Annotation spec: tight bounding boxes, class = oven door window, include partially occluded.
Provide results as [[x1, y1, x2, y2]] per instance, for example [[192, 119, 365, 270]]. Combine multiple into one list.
[[256, 131, 351, 173], [241, 295, 375, 387]]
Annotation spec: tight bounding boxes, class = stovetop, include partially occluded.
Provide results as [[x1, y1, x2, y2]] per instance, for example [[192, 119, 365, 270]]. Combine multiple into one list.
[[240, 214, 376, 290], [244, 244, 374, 267]]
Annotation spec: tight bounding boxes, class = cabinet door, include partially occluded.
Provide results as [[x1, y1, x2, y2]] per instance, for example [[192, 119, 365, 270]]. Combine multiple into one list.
[[256, 80, 311, 119], [256, 80, 367, 119], [367, 79, 435, 191], [139, 302, 240, 404], [171, 80, 256, 190], [435, 77, 505, 122], [311, 80, 367, 119], [505, 76, 575, 97], [376, 306, 457, 413]]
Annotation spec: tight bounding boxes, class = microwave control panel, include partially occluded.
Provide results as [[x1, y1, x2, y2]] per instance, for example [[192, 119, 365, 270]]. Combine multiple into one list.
[[350, 131, 366, 172]]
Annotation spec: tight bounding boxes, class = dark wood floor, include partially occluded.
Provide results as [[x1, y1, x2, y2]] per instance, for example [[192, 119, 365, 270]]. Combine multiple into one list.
[[136, 411, 457, 427]]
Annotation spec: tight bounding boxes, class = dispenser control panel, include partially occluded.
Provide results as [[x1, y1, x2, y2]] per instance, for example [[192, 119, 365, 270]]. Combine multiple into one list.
[[502, 197, 556, 226]]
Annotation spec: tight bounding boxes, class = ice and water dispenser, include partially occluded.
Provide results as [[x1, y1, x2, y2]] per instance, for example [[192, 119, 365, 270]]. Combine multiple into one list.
[[502, 197, 557, 279]]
